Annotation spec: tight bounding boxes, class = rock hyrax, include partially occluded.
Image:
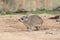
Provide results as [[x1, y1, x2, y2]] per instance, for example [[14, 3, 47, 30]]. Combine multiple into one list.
[[18, 15, 43, 31]]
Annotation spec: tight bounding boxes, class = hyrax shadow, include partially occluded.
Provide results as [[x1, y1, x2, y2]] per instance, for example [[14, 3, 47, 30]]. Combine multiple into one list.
[[18, 15, 43, 31]]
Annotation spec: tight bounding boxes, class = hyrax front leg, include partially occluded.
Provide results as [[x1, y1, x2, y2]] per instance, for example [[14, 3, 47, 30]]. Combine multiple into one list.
[[27, 26, 32, 32]]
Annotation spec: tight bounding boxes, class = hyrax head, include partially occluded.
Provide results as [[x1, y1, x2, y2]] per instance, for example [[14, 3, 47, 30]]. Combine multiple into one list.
[[18, 16, 28, 22]]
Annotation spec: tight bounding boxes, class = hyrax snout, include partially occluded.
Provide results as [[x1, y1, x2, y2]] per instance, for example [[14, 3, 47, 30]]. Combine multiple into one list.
[[18, 15, 43, 31]]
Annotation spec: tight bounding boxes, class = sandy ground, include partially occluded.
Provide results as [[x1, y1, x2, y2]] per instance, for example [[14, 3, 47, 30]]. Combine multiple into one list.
[[0, 30, 60, 40], [0, 14, 60, 40]]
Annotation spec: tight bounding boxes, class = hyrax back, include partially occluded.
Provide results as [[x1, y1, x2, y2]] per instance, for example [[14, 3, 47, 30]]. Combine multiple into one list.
[[19, 15, 43, 31]]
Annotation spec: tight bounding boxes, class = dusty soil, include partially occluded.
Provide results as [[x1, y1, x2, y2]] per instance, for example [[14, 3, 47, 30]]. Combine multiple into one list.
[[0, 14, 60, 40]]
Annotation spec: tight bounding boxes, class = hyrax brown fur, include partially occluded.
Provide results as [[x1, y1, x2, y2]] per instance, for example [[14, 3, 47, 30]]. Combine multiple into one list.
[[18, 15, 43, 31]]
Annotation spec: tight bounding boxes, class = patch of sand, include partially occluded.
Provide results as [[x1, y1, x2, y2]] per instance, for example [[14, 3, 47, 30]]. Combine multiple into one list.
[[0, 14, 60, 40]]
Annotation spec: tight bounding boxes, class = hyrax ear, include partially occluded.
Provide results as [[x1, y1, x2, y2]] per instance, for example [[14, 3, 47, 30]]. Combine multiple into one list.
[[25, 16, 28, 19], [25, 16, 28, 21]]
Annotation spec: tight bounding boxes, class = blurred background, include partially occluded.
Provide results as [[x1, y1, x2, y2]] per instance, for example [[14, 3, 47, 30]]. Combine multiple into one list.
[[0, 0, 60, 14]]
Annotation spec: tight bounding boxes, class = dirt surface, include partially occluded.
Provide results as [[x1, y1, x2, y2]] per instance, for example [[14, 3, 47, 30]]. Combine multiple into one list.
[[0, 14, 60, 40]]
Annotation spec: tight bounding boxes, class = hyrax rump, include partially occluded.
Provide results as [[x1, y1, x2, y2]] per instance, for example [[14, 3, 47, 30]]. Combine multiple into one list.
[[18, 15, 43, 31]]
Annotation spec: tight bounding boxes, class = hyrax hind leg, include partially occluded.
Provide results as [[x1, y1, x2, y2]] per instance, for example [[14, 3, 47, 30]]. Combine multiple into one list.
[[35, 26, 40, 31]]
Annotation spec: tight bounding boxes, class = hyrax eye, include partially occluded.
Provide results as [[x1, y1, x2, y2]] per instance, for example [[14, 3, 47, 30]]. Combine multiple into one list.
[[21, 18, 23, 20]]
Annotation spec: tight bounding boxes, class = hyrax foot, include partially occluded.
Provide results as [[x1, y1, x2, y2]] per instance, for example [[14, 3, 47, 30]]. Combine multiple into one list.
[[27, 27, 32, 32]]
